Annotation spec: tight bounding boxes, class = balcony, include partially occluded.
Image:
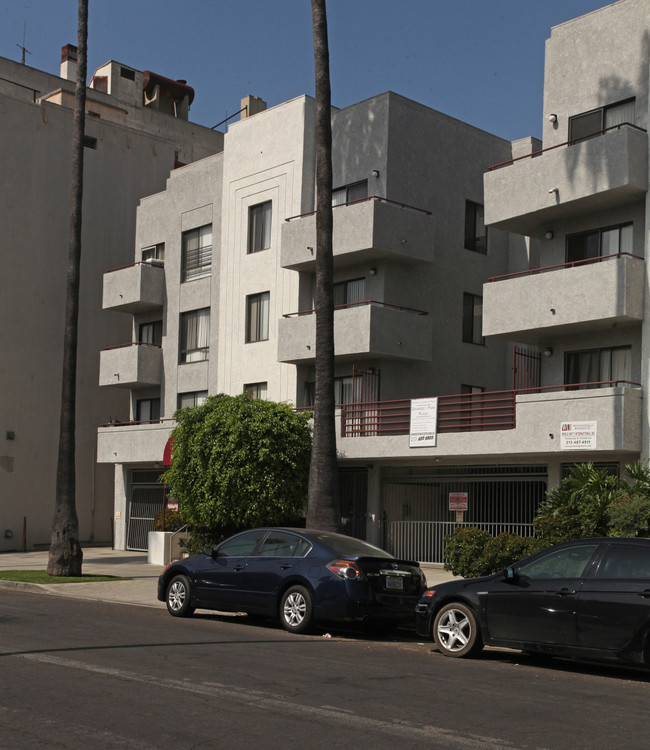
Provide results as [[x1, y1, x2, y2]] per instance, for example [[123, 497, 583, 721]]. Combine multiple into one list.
[[483, 253, 645, 341], [99, 343, 162, 388], [335, 382, 642, 461], [277, 301, 432, 364], [97, 419, 173, 464], [103, 261, 165, 313], [281, 197, 434, 271], [484, 125, 648, 236]]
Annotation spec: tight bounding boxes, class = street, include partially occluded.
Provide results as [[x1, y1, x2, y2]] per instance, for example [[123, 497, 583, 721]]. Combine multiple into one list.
[[1, 589, 649, 749]]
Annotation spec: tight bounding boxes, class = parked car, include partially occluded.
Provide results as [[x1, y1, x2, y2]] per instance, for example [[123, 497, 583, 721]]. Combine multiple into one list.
[[415, 537, 650, 668], [158, 527, 426, 633]]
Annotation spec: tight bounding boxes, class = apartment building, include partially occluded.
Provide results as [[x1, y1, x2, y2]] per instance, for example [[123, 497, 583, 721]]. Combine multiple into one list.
[[0, 46, 223, 551], [98, 0, 648, 563]]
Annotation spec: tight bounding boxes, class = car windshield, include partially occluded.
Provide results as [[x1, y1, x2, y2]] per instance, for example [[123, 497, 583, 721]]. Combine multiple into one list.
[[312, 532, 393, 559]]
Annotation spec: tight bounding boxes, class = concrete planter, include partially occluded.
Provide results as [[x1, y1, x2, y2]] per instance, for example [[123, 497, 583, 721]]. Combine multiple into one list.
[[147, 530, 189, 565]]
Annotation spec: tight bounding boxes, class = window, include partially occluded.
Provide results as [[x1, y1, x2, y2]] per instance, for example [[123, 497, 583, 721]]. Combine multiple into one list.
[[248, 201, 272, 254], [569, 98, 635, 142], [304, 375, 359, 407], [244, 382, 268, 400], [566, 223, 632, 264], [142, 243, 165, 265], [333, 278, 365, 307], [565, 346, 631, 389], [139, 321, 162, 347], [462, 293, 484, 345], [177, 391, 208, 409], [258, 531, 311, 557], [246, 292, 270, 342], [332, 180, 368, 206], [83, 135, 97, 149], [217, 530, 268, 557], [179, 308, 210, 363], [518, 544, 599, 580], [120, 66, 135, 81], [181, 225, 212, 282], [461, 385, 485, 394], [136, 398, 160, 423], [597, 544, 650, 579], [464, 201, 487, 253]]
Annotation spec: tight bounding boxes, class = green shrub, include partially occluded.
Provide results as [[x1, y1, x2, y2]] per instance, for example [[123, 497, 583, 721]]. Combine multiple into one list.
[[480, 533, 546, 575], [154, 508, 187, 532], [443, 527, 492, 577], [608, 492, 650, 537]]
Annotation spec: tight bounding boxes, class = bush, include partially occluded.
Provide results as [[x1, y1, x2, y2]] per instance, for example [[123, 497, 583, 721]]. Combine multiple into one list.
[[444, 527, 544, 578], [154, 509, 187, 532], [608, 492, 650, 537]]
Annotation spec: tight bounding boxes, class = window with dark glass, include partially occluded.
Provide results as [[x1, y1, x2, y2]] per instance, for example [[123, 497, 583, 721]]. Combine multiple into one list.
[[217, 530, 268, 557], [181, 225, 212, 282], [257, 531, 311, 557], [141, 242, 165, 265], [464, 201, 487, 253], [518, 544, 599, 580], [139, 320, 162, 347], [333, 278, 365, 307], [332, 180, 368, 206], [304, 375, 361, 407], [566, 223, 632, 264], [565, 346, 631, 389], [246, 292, 270, 342], [569, 98, 635, 142], [179, 308, 210, 363], [462, 293, 484, 345], [248, 201, 272, 253], [136, 398, 160, 423], [244, 382, 268, 400]]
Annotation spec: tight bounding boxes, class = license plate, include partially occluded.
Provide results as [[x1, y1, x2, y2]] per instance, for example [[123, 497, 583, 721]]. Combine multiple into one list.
[[385, 576, 403, 591]]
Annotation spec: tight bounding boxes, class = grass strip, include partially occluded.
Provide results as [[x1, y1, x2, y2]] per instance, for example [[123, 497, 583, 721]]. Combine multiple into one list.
[[0, 570, 129, 584]]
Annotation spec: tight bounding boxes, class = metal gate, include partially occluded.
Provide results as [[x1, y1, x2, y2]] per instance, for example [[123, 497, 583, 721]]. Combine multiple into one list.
[[512, 346, 541, 392], [381, 465, 547, 563], [127, 469, 167, 551]]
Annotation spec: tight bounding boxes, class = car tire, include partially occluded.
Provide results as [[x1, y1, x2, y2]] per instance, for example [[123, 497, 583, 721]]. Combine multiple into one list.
[[280, 585, 313, 634], [166, 574, 195, 617], [433, 602, 483, 658]]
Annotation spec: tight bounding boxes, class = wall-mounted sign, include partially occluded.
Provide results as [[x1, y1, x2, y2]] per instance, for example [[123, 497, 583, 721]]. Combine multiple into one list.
[[560, 421, 597, 450], [410, 397, 438, 448], [449, 492, 468, 511]]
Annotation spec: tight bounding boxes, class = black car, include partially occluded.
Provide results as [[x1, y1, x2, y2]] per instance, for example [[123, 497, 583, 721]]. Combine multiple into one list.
[[158, 527, 426, 633], [415, 537, 650, 667]]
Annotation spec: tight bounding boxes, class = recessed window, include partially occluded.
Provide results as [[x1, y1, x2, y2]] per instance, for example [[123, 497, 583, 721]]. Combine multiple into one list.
[[333, 278, 365, 307], [139, 320, 162, 347], [83, 135, 97, 149], [142, 243, 165, 265], [304, 375, 356, 407], [461, 384, 485, 394], [244, 382, 268, 400], [566, 223, 632, 264], [332, 180, 368, 206], [182, 225, 212, 282], [462, 293, 484, 345], [569, 98, 635, 142], [177, 391, 208, 409], [120, 66, 136, 81], [179, 308, 210, 363], [565, 346, 631, 389], [248, 201, 272, 254], [136, 398, 160, 423], [464, 201, 486, 254], [246, 292, 270, 343]]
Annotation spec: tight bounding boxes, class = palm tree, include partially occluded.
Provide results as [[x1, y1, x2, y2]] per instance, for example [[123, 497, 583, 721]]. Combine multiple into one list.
[[47, 0, 88, 576], [306, 0, 340, 532]]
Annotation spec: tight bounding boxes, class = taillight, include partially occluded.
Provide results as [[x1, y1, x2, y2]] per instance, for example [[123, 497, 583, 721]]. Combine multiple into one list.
[[327, 560, 364, 581]]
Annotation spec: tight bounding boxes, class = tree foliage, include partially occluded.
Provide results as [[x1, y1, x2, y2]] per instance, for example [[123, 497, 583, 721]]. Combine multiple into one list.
[[162, 395, 312, 547]]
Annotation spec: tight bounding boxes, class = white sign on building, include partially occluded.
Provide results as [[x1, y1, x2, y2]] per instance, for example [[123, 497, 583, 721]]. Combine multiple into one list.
[[560, 421, 597, 450], [410, 397, 438, 448]]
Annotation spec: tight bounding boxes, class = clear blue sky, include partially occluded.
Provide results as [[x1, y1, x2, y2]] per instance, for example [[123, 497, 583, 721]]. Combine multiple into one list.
[[2, 0, 616, 141]]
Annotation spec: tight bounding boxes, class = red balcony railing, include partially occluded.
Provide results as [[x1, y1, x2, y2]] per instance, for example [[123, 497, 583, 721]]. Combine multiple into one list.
[[487, 252, 643, 283], [340, 381, 640, 438], [283, 300, 428, 318], [487, 122, 646, 171]]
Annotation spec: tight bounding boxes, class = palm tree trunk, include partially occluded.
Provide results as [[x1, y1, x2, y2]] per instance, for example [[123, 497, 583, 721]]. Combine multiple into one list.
[[47, 0, 88, 575], [306, 0, 340, 531]]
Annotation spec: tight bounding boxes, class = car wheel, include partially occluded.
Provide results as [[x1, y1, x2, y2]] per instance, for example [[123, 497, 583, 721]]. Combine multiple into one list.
[[280, 585, 313, 634], [433, 602, 482, 658], [166, 574, 195, 617]]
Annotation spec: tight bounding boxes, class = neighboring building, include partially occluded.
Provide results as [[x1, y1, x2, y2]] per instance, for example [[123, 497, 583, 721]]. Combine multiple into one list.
[[0, 45, 223, 551], [99, 0, 649, 563]]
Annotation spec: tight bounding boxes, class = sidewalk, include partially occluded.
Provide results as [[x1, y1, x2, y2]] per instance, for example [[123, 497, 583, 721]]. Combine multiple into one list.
[[0, 547, 457, 609]]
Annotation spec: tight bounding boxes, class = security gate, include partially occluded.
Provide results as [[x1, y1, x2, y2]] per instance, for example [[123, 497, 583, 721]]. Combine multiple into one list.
[[127, 469, 167, 551], [381, 465, 547, 563]]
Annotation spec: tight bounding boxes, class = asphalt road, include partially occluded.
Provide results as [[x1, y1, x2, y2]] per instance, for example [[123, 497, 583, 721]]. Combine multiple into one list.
[[2, 589, 649, 750]]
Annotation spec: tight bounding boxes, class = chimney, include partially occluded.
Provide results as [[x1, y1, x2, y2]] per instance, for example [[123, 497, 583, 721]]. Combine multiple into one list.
[[60, 44, 78, 81], [240, 95, 267, 120]]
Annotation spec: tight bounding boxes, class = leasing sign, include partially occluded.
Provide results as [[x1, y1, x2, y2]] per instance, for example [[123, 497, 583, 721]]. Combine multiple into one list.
[[410, 397, 438, 448], [560, 421, 597, 450]]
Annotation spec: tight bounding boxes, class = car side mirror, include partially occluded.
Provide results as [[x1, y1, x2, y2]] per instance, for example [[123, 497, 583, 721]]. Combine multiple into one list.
[[505, 566, 518, 583], [204, 546, 216, 558]]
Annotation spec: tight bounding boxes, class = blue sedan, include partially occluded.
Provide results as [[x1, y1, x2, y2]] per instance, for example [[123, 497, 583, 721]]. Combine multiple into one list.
[[157, 527, 426, 633]]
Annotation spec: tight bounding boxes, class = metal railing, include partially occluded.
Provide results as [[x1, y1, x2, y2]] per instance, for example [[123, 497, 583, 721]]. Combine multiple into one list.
[[488, 122, 647, 171], [487, 251, 644, 283], [104, 259, 165, 274], [340, 381, 641, 438], [385, 520, 535, 564], [283, 299, 428, 318], [101, 341, 162, 352], [284, 194, 432, 222]]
